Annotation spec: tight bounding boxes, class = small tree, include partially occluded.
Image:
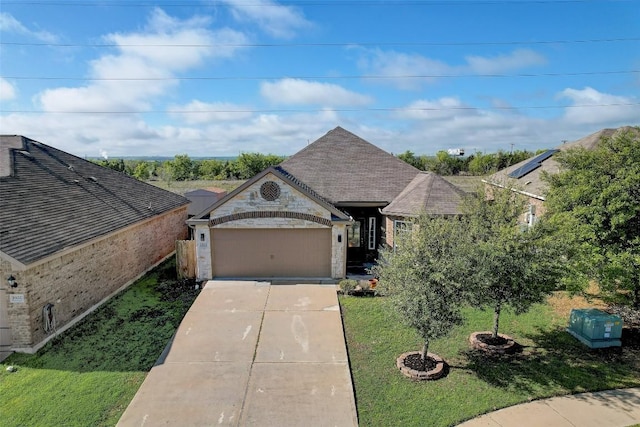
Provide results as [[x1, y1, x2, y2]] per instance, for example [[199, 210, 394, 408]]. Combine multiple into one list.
[[544, 127, 640, 307], [373, 214, 470, 369], [462, 186, 566, 338]]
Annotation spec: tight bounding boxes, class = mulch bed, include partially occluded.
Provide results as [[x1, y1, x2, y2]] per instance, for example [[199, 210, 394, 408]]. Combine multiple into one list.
[[396, 351, 447, 380], [402, 352, 438, 372]]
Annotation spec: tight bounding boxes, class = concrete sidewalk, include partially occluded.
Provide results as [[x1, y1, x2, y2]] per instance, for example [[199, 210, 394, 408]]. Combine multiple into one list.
[[457, 387, 640, 427], [117, 281, 358, 427]]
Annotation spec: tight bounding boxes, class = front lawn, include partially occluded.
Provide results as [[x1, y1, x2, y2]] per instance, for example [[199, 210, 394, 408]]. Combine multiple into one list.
[[0, 258, 199, 427], [341, 294, 640, 427]]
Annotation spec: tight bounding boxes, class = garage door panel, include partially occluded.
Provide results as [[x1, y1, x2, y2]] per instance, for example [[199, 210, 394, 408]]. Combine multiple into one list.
[[213, 229, 331, 277]]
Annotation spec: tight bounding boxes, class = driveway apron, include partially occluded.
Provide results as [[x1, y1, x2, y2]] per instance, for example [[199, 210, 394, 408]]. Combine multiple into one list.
[[117, 281, 358, 427]]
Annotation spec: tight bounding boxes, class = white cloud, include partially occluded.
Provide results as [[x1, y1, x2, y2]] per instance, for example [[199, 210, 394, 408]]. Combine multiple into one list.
[[0, 78, 17, 101], [465, 49, 547, 74], [36, 9, 248, 113], [169, 100, 253, 124], [358, 49, 452, 90], [222, 0, 312, 39], [394, 97, 470, 120], [357, 48, 546, 90], [261, 79, 373, 106], [0, 12, 58, 43], [558, 87, 640, 125]]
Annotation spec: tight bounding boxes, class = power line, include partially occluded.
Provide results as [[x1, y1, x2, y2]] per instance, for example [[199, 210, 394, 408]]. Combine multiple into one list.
[[3, 0, 636, 6], [2, 102, 638, 115], [2, 70, 638, 81], [3, 37, 640, 48]]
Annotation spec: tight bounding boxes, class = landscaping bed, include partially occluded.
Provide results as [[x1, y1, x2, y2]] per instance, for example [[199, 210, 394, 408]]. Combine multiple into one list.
[[341, 294, 640, 427]]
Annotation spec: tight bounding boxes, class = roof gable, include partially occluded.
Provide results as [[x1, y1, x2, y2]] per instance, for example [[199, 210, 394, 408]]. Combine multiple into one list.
[[279, 127, 420, 205], [382, 172, 466, 217], [189, 165, 350, 222], [0, 136, 189, 266]]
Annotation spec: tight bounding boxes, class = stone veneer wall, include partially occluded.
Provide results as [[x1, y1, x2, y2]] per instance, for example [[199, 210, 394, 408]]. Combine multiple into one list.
[[1, 206, 187, 351], [193, 173, 348, 279]]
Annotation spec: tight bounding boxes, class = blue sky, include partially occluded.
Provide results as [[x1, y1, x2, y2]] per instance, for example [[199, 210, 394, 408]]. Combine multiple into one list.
[[1, 0, 638, 158]]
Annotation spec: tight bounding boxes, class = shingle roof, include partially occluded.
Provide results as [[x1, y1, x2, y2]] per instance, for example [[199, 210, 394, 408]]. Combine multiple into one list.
[[484, 126, 635, 199], [0, 136, 189, 266], [279, 127, 420, 205], [382, 172, 466, 217]]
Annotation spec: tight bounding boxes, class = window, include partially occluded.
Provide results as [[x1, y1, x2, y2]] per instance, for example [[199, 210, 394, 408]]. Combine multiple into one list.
[[368, 217, 376, 250], [393, 220, 412, 251]]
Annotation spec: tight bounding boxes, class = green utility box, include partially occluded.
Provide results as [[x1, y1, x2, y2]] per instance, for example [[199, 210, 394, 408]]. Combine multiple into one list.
[[567, 308, 622, 348]]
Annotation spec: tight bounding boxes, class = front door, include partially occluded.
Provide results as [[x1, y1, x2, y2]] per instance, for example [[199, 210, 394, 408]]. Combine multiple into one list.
[[347, 218, 365, 265]]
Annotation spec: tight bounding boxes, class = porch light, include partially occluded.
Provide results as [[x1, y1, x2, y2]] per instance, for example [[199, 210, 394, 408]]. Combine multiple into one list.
[[7, 275, 17, 288]]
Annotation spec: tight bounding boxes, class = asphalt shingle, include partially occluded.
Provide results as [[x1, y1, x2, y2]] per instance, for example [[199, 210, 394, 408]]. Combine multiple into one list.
[[280, 127, 420, 205], [0, 136, 189, 265]]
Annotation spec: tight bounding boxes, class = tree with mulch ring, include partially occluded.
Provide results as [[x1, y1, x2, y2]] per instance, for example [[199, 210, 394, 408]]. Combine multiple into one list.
[[373, 214, 471, 379], [460, 185, 569, 354]]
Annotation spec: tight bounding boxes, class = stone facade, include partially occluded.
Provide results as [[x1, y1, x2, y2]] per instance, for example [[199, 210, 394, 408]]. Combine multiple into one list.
[[193, 172, 349, 279], [0, 206, 188, 352]]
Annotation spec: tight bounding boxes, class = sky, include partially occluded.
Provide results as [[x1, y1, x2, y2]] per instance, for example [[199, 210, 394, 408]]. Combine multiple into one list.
[[1, 0, 639, 158]]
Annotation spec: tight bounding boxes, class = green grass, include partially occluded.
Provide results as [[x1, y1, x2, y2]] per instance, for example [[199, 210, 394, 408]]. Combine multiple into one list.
[[341, 296, 640, 427], [0, 258, 200, 427]]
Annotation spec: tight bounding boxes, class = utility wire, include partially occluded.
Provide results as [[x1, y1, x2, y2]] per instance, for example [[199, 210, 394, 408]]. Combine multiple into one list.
[[2, 102, 638, 114], [3, 0, 637, 5], [2, 70, 638, 81], [3, 37, 640, 48]]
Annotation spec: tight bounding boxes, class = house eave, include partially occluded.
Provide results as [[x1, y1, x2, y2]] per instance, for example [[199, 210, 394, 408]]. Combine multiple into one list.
[[481, 179, 546, 201]]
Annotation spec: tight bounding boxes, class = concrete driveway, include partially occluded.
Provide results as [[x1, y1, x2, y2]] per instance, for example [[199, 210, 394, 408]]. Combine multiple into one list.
[[117, 281, 358, 426]]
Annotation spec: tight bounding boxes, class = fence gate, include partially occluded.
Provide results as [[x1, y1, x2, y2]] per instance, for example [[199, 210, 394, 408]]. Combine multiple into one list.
[[175, 240, 196, 279]]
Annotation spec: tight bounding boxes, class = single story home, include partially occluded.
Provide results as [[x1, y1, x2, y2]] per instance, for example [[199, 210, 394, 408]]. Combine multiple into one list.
[[0, 136, 189, 360], [187, 126, 465, 280], [184, 187, 227, 217], [483, 126, 635, 223]]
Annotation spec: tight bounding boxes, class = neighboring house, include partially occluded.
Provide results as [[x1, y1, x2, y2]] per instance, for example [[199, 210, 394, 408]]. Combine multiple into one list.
[[0, 136, 189, 360], [185, 187, 227, 217], [187, 126, 465, 280], [483, 126, 634, 224]]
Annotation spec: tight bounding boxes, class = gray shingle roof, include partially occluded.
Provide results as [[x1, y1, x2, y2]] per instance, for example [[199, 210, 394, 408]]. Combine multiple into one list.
[[0, 136, 189, 266], [484, 126, 635, 199], [280, 127, 420, 205], [382, 172, 466, 217]]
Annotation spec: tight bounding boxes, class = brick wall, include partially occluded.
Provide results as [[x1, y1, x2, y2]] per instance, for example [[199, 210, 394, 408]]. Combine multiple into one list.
[[2, 206, 187, 351]]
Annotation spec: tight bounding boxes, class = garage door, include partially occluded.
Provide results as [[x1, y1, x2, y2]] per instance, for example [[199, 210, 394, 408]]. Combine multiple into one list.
[[212, 228, 332, 277]]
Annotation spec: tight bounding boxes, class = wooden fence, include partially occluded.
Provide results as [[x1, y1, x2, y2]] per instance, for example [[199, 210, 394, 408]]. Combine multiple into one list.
[[175, 240, 196, 279]]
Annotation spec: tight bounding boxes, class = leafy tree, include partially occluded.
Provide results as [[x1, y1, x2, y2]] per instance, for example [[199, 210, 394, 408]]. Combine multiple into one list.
[[462, 186, 567, 338], [373, 215, 471, 368], [235, 152, 285, 179], [132, 161, 151, 180], [544, 127, 640, 307], [197, 159, 226, 180], [397, 150, 423, 169], [165, 154, 194, 181]]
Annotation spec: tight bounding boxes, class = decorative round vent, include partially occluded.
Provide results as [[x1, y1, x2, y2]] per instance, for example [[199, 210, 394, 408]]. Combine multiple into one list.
[[260, 181, 281, 201]]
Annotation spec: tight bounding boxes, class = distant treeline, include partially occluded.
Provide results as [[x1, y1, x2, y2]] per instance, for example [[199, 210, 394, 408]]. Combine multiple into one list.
[[396, 149, 537, 176], [92, 149, 538, 181], [91, 153, 286, 181]]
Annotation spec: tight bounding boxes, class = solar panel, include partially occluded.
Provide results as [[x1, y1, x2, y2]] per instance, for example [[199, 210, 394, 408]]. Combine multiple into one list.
[[508, 149, 559, 179]]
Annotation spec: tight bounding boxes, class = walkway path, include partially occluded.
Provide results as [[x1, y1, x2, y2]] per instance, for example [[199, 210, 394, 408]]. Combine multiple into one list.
[[457, 387, 640, 427], [117, 281, 358, 427]]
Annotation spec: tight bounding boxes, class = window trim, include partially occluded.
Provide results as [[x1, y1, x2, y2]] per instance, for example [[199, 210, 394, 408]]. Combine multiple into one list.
[[368, 217, 376, 250]]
